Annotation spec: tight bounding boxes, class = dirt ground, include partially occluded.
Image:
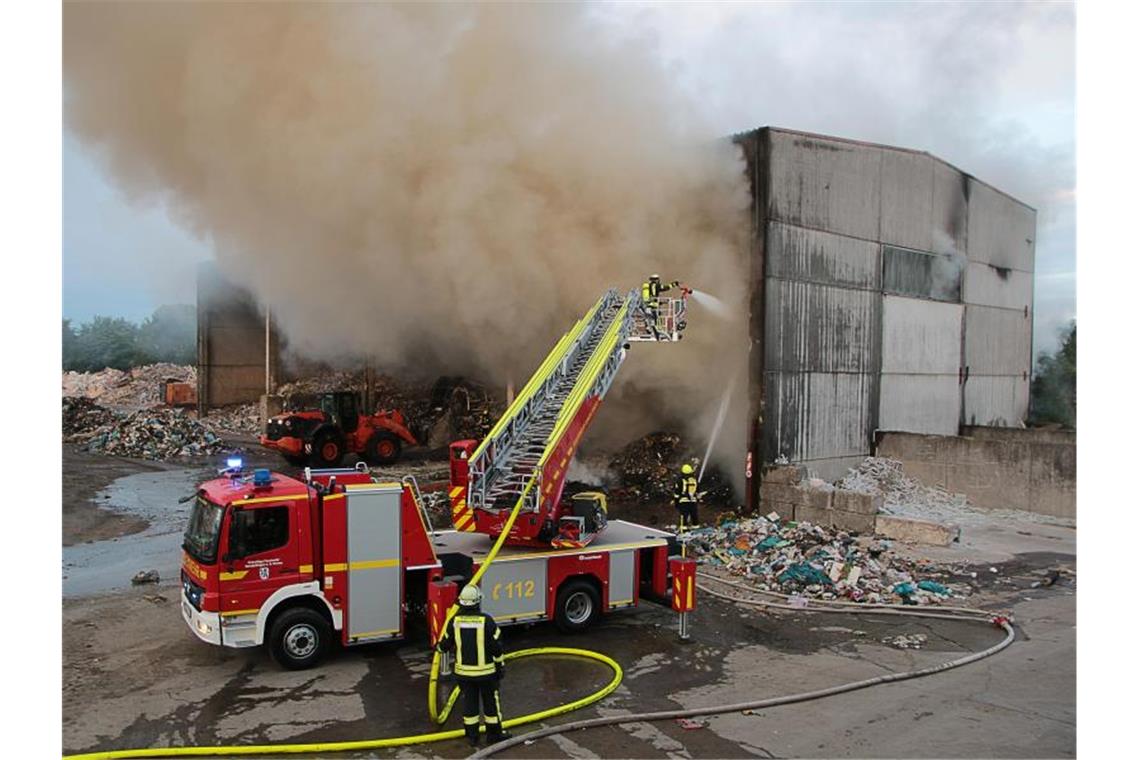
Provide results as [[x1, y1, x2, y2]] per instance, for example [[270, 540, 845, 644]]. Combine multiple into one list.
[[61, 443, 1076, 759]]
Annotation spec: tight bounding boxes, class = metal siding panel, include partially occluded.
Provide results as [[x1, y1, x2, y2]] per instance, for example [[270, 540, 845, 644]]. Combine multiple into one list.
[[881, 296, 963, 374], [963, 375, 1029, 427], [766, 222, 880, 289], [879, 374, 960, 435], [768, 131, 882, 240], [966, 179, 1036, 272], [880, 150, 934, 251], [764, 279, 879, 373], [766, 371, 873, 464], [963, 262, 1033, 311], [932, 162, 969, 255], [965, 306, 1032, 376], [480, 559, 547, 621], [347, 489, 403, 638], [608, 550, 635, 606]]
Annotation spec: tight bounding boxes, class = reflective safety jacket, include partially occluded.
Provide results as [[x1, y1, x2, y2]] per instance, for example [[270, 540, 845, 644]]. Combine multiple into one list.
[[641, 279, 674, 307], [674, 475, 699, 504], [438, 611, 504, 679]]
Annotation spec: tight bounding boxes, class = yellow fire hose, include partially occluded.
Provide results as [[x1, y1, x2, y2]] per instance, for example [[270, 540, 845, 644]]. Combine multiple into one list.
[[65, 471, 627, 760]]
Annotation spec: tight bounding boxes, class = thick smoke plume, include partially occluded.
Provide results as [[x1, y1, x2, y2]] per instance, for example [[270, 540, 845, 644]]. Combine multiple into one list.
[[64, 3, 751, 490]]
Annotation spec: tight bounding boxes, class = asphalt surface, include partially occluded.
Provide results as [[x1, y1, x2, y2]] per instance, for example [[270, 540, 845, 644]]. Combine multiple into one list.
[[62, 449, 1076, 759]]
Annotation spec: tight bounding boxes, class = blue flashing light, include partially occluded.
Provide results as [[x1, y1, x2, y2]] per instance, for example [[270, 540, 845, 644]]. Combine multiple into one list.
[[226, 457, 243, 470], [253, 468, 272, 487]]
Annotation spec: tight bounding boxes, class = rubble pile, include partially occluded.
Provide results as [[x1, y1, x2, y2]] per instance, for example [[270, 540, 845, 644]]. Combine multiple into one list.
[[62, 364, 196, 408], [607, 432, 733, 506], [689, 514, 965, 605], [837, 457, 971, 514], [85, 407, 224, 460], [202, 403, 261, 436], [62, 397, 120, 442]]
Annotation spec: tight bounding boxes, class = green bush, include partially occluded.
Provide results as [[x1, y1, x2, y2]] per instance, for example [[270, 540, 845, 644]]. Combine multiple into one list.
[[1030, 320, 1076, 428], [63, 305, 196, 371]]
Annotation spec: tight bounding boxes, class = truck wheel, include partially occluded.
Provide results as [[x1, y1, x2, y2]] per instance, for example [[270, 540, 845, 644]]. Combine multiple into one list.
[[311, 431, 344, 467], [366, 432, 402, 465], [555, 579, 601, 633], [268, 607, 331, 670]]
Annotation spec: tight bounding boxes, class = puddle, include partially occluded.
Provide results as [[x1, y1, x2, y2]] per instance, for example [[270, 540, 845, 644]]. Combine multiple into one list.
[[63, 467, 212, 597]]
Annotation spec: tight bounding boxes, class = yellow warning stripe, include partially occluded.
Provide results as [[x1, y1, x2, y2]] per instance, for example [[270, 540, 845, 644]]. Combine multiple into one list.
[[219, 570, 248, 581], [325, 563, 348, 572], [323, 493, 345, 502], [455, 513, 476, 532], [450, 486, 465, 498], [220, 608, 260, 618], [231, 493, 307, 506], [349, 558, 400, 570], [345, 482, 402, 491], [351, 627, 400, 639], [299, 564, 313, 574]]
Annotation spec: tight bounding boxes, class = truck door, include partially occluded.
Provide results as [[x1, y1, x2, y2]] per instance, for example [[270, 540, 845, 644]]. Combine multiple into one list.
[[218, 501, 302, 627]]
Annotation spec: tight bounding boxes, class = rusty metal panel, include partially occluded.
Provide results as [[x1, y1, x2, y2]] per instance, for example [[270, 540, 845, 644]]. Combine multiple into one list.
[[767, 131, 882, 241], [966, 179, 1036, 272], [766, 221, 880, 289], [764, 370, 875, 465], [963, 262, 1033, 311], [965, 305, 1032, 376], [881, 296, 962, 374], [963, 375, 1030, 427], [880, 150, 934, 251], [879, 374, 960, 435], [764, 279, 880, 373]]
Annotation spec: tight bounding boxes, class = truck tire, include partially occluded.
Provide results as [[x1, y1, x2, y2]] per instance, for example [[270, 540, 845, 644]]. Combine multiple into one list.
[[310, 430, 344, 467], [555, 579, 601, 633], [365, 432, 402, 465], [267, 607, 332, 670]]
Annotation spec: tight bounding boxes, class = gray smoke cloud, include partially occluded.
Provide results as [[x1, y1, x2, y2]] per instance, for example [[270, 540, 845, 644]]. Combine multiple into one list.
[[64, 2, 752, 490]]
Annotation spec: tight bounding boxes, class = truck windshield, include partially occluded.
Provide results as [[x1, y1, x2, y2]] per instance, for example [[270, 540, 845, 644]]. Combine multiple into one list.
[[183, 496, 225, 564]]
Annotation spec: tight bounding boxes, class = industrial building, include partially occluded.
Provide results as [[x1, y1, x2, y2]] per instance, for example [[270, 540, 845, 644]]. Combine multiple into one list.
[[735, 127, 1035, 492], [196, 127, 1037, 506]]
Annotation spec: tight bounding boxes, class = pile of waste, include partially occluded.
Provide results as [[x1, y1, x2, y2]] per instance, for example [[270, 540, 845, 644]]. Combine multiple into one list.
[[62, 364, 195, 409], [62, 397, 119, 442], [84, 407, 225, 460], [201, 403, 261, 436], [882, 633, 927, 650], [688, 514, 964, 605], [837, 457, 970, 513], [607, 432, 734, 506]]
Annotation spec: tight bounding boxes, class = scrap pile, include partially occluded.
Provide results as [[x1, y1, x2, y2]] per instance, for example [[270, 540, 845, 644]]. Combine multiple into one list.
[[62, 397, 119, 442], [607, 432, 733, 506], [837, 457, 970, 514], [689, 514, 965, 605], [202, 403, 261, 436], [85, 408, 224, 460], [62, 364, 195, 409]]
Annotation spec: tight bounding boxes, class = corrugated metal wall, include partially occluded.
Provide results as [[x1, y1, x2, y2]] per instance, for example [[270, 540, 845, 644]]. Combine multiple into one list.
[[741, 127, 1035, 485]]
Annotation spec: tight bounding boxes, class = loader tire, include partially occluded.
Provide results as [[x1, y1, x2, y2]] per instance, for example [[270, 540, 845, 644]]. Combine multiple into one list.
[[365, 432, 402, 465], [311, 430, 344, 468]]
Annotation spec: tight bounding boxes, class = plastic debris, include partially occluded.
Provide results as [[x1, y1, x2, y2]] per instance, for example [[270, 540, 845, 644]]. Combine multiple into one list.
[[918, 580, 950, 596], [131, 570, 160, 585], [882, 633, 927, 649], [84, 407, 226, 460]]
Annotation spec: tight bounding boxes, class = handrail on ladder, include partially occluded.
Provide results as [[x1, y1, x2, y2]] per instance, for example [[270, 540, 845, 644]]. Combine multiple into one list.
[[402, 475, 436, 536]]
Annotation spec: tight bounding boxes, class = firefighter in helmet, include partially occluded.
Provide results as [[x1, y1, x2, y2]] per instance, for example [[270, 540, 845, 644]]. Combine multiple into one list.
[[641, 274, 680, 339], [673, 462, 701, 528], [437, 584, 511, 747]]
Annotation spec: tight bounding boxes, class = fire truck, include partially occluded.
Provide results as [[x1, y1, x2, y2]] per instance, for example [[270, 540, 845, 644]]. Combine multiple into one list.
[[181, 287, 698, 669]]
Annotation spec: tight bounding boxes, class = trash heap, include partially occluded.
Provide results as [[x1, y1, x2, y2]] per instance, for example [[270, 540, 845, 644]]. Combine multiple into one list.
[[837, 457, 971, 514], [85, 407, 225, 460], [62, 364, 196, 408], [62, 397, 119, 442], [201, 403, 261, 436], [689, 514, 964, 605], [607, 432, 734, 506]]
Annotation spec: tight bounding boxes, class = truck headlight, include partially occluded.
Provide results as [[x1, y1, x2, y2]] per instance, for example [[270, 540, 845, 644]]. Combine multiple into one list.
[[197, 620, 213, 635]]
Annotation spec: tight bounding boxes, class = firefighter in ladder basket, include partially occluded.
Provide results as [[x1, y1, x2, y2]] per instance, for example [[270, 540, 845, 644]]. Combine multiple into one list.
[[641, 273, 680, 339]]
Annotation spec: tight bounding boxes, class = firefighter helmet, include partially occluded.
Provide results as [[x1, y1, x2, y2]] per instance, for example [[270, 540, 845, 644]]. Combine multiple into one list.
[[681, 463, 695, 475], [458, 585, 483, 608], [651, 273, 660, 281]]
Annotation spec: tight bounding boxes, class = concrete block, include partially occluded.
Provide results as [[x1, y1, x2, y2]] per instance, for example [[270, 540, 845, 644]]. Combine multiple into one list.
[[794, 504, 832, 528], [832, 490, 882, 515], [831, 509, 877, 535], [763, 465, 806, 485], [801, 487, 833, 511], [763, 500, 797, 523], [760, 483, 800, 505], [875, 515, 960, 546]]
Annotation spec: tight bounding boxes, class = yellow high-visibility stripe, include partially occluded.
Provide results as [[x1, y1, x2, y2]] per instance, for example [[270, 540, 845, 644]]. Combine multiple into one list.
[[299, 564, 313, 574], [345, 482, 401, 491], [323, 493, 345, 502], [220, 608, 259, 618], [351, 627, 399, 639], [687, 576, 694, 609], [450, 486, 464, 498], [219, 571, 248, 581], [231, 493, 307, 506], [349, 558, 400, 571], [325, 563, 348, 572]]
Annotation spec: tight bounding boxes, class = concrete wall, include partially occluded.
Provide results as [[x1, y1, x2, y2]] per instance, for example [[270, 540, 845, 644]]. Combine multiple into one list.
[[197, 263, 279, 410], [876, 428, 1075, 520]]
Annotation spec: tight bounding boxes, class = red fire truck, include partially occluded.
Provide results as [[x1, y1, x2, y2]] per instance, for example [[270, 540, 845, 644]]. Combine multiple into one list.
[[180, 287, 697, 668]]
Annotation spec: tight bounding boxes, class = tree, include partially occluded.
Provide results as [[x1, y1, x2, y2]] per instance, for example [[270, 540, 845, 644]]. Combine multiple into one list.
[[70, 316, 145, 372], [1030, 321, 1076, 428], [137, 304, 196, 365]]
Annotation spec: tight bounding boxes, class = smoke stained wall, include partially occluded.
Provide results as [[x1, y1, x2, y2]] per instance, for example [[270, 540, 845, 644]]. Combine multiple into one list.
[[64, 2, 752, 491]]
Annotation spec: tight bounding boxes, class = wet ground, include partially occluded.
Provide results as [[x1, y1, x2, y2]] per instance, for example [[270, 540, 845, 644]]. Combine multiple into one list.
[[62, 446, 1076, 758]]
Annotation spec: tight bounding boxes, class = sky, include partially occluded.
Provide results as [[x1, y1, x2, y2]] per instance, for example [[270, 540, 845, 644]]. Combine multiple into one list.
[[62, 1, 1075, 352]]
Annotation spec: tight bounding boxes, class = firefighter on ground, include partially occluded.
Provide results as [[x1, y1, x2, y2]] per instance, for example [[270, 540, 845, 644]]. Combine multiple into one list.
[[437, 584, 511, 747], [641, 274, 680, 339], [673, 462, 701, 528]]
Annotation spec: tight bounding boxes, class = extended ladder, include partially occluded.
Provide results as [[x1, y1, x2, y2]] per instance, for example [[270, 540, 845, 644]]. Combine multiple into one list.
[[465, 287, 688, 519]]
